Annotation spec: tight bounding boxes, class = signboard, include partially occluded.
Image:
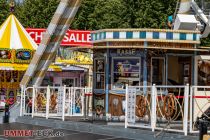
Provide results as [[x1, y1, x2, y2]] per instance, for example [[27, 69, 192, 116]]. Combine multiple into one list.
[[127, 88, 136, 123], [26, 28, 92, 46], [57, 87, 63, 115]]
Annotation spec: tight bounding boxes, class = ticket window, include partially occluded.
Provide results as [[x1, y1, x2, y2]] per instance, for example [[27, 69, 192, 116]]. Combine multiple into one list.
[[151, 57, 165, 85]]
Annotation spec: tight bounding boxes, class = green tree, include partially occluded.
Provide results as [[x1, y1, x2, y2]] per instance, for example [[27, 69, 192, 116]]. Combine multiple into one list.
[[16, 0, 59, 28], [0, 0, 10, 26]]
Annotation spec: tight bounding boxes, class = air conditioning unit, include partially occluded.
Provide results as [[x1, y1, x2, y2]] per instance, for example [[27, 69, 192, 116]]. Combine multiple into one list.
[[174, 14, 199, 30]]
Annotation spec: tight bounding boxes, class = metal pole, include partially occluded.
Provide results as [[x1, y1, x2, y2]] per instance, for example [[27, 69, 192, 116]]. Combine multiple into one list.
[[46, 86, 50, 119], [183, 84, 189, 136], [62, 85, 66, 121], [125, 84, 128, 128], [152, 84, 156, 132]]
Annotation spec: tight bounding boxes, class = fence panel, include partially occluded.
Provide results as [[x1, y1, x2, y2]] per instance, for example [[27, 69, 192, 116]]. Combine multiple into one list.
[[125, 85, 189, 135], [190, 86, 210, 133], [155, 85, 189, 135], [125, 86, 153, 130], [32, 86, 48, 118], [20, 87, 33, 116]]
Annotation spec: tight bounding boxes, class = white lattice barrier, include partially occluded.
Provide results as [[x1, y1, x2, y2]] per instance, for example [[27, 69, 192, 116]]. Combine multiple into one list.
[[155, 85, 189, 136], [20, 86, 33, 116], [190, 86, 210, 133], [125, 85, 154, 130], [125, 85, 189, 135], [21, 86, 92, 121]]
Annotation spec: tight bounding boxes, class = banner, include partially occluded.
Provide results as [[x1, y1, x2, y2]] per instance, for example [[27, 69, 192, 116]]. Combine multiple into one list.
[[26, 28, 92, 46]]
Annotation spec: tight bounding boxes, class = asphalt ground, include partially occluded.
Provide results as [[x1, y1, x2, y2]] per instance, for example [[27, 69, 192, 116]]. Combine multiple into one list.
[[0, 123, 134, 140]]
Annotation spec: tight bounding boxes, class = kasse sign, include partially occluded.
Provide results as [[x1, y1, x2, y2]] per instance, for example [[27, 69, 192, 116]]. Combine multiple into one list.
[[26, 28, 92, 46]]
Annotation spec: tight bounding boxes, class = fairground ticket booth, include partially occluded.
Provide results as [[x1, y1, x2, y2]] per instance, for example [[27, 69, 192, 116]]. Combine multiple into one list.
[[91, 29, 203, 120]]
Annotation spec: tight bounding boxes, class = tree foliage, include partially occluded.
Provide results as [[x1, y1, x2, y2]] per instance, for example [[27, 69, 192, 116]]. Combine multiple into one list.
[[7, 0, 177, 29], [15, 0, 59, 28], [0, 0, 10, 26]]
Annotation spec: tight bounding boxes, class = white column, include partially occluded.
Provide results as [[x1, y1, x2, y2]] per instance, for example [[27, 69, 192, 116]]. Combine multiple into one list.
[[183, 84, 189, 136], [46, 85, 50, 119], [62, 85, 66, 121], [125, 84, 128, 128]]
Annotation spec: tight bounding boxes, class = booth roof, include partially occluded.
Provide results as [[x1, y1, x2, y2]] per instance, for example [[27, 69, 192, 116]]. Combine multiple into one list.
[[0, 63, 61, 71], [0, 14, 38, 50]]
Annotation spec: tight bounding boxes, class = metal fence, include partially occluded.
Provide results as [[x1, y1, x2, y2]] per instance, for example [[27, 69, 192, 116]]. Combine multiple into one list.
[[20, 84, 210, 135], [190, 86, 210, 133], [125, 84, 189, 135], [20, 86, 92, 121]]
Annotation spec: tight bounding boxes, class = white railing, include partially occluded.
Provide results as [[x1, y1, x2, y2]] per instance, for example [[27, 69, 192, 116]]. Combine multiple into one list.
[[20, 84, 210, 135], [125, 84, 189, 136], [190, 86, 210, 133], [20, 86, 92, 121]]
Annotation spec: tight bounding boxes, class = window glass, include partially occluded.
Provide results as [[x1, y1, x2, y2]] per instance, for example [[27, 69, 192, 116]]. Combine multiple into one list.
[[112, 58, 140, 89]]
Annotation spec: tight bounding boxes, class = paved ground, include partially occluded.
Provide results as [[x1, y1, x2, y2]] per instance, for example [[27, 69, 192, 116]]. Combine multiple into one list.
[[0, 123, 134, 140]]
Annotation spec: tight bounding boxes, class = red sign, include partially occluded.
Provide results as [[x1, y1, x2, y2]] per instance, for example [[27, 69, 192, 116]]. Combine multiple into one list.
[[26, 28, 92, 46]]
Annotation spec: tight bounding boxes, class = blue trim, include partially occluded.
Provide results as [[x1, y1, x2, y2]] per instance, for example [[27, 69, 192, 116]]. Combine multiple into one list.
[[153, 32, 159, 39], [166, 32, 173, 40], [91, 33, 94, 41], [126, 31, 133, 39], [105, 46, 109, 115], [140, 31, 146, 39], [193, 33, 197, 41], [103, 32, 106, 39], [113, 32, 120, 39], [94, 34, 97, 40], [180, 33, 186, 40], [143, 42, 148, 94]]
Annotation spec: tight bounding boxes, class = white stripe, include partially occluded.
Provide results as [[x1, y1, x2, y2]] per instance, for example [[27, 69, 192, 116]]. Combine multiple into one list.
[[0, 16, 11, 40], [55, 2, 68, 15], [106, 32, 113, 39], [10, 16, 23, 49], [186, 34, 193, 41], [133, 32, 139, 39], [14, 16, 38, 50], [173, 33, 180, 40], [119, 32, 126, 39], [146, 32, 153, 39], [25, 64, 37, 76], [159, 32, 166, 40]]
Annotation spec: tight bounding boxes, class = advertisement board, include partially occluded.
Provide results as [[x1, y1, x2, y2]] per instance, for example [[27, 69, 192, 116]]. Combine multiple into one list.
[[26, 28, 92, 46]]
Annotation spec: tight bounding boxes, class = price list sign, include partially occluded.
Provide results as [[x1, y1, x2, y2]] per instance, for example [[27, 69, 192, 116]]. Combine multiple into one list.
[[127, 88, 136, 123]]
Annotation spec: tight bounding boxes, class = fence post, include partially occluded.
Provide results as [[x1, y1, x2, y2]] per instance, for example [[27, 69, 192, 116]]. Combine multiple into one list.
[[190, 86, 193, 133], [84, 87, 87, 119], [20, 85, 24, 116], [62, 85, 66, 121], [46, 85, 50, 119], [125, 84, 128, 128], [32, 86, 35, 118], [151, 84, 156, 132], [70, 87, 73, 116], [183, 84, 189, 136]]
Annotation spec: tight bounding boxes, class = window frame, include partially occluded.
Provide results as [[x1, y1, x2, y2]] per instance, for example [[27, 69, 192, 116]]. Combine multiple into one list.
[[111, 57, 141, 90]]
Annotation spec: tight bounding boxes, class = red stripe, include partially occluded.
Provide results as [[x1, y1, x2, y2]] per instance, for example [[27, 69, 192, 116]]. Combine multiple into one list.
[[157, 96, 210, 99]]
